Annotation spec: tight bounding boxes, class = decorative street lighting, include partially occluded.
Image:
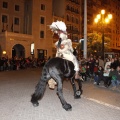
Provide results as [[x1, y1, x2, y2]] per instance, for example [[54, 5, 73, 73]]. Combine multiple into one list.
[[94, 10, 112, 59], [2, 50, 7, 58], [2, 50, 6, 55]]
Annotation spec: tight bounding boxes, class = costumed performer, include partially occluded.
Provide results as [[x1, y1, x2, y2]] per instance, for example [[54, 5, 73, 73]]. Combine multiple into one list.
[[49, 21, 81, 80]]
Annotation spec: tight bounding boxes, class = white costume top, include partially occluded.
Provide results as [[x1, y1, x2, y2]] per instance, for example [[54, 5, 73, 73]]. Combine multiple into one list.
[[55, 39, 73, 56], [55, 38, 79, 71]]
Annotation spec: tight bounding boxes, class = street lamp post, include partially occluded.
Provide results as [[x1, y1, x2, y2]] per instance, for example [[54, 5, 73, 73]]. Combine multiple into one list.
[[84, 0, 87, 59], [94, 10, 112, 59], [102, 31, 104, 59]]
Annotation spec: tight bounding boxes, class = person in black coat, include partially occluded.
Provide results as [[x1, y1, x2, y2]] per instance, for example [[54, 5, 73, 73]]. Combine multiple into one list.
[[87, 57, 95, 76], [110, 58, 117, 70]]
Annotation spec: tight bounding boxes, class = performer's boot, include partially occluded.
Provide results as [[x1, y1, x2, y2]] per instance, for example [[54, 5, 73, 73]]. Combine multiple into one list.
[[48, 78, 57, 89], [75, 71, 84, 81]]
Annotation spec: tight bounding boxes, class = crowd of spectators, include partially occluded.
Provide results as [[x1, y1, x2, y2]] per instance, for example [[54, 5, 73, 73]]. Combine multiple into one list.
[[0, 56, 46, 71], [79, 54, 120, 91], [1, 54, 120, 91]]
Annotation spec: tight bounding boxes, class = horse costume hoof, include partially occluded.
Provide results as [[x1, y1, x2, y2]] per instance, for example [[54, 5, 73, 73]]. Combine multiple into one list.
[[74, 90, 81, 99], [76, 90, 81, 96], [74, 94, 80, 99], [32, 102, 39, 107], [63, 103, 72, 111]]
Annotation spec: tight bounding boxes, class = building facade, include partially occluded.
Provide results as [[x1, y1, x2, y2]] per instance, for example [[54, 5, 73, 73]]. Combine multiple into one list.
[[0, 0, 53, 59], [0, 0, 120, 59]]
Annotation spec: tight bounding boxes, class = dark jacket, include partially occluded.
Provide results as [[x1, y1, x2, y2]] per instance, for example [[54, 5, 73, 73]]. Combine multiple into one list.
[[116, 70, 120, 80], [109, 69, 117, 80], [110, 62, 118, 70]]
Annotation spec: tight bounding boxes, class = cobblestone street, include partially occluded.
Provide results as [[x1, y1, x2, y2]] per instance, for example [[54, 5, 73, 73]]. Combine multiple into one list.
[[0, 68, 120, 120]]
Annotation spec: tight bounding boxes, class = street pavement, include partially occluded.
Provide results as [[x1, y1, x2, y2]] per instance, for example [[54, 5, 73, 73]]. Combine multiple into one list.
[[0, 68, 120, 120]]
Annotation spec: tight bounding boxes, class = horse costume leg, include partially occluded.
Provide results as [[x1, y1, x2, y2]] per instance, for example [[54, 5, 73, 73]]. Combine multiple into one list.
[[49, 70, 72, 111], [31, 67, 50, 107], [57, 82, 72, 111], [76, 78, 83, 97], [71, 77, 83, 99], [71, 77, 77, 97]]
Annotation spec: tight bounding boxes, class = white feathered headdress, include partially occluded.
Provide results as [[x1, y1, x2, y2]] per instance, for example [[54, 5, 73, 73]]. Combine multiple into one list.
[[49, 21, 67, 34]]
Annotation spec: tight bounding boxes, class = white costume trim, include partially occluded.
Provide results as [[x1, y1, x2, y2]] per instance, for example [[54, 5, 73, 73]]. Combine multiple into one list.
[[50, 21, 67, 33]]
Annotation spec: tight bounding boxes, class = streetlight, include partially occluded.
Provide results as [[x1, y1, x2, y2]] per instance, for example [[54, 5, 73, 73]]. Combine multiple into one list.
[[94, 10, 112, 59], [2, 50, 6, 58], [2, 50, 6, 55]]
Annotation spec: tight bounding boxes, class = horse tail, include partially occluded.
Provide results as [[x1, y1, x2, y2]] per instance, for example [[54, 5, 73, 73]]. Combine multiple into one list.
[[31, 66, 50, 106]]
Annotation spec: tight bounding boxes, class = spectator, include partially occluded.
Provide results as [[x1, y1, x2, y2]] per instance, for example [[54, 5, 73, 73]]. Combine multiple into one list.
[[94, 66, 104, 85], [103, 65, 111, 87], [0, 57, 4, 71], [32, 59, 37, 68], [80, 64, 87, 81], [104, 58, 111, 71], [109, 66, 120, 90], [114, 57, 119, 68], [116, 66, 120, 87], [86, 65, 91, 79], [87, 57, 95, 76], [7, 59, 11, 70], [40, 59, 45, 67], [109, 68, 118, 90], [110, 58, 117, 70], [98, 56, 104, 69]]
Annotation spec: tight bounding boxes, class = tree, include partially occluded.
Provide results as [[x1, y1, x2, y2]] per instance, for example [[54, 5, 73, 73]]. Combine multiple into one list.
[[87, 32, 111, 56]]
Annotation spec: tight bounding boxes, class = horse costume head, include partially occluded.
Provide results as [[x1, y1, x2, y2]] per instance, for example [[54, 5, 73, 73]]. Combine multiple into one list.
[[49, 21, 68, 40]]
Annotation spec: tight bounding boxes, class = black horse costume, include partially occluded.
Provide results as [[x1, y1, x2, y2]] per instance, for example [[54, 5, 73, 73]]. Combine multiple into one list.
[[31, 57, 83, 111]]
